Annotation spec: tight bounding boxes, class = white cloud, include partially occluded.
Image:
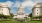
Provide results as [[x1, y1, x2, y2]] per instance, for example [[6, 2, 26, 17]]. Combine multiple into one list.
[[22, 0, 42, 10], [22, 1, 36, 8], [10, 0, 42, 8], [7, 0, 42, 14], [12, 0, 36, 10], [21, 0, 36, 10], [20, 0, 42, 14], [13, 1, 20, 8], [33, 0, 42, 3], [11, 9, 17, 14], [5, 1, 14, 7]]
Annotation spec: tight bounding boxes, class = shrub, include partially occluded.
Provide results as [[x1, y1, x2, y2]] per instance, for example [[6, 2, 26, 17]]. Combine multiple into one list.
[[10, 13, 14, 19]]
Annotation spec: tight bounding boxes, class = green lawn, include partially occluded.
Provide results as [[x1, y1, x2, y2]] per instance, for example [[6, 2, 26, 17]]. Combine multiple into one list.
[[0, 20, 42, 23]]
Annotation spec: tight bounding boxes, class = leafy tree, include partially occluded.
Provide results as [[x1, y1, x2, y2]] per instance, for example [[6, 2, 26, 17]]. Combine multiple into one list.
[[0, 14, 10, 19], [28, 13, 32, 17], [35, 15, 42, 18], [10, 13, 14, 19], [31, 15, 42, 19], [0, 14, 3, 17], [3, 15, 10, 19]]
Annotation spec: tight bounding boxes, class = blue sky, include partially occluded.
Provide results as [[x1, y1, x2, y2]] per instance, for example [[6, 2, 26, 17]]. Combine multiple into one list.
[[0, 0, 42, 14]]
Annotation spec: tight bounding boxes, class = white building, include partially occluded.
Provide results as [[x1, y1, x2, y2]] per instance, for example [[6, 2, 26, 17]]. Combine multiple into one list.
[[32, 3, 42, 17], [0, 3, 10, 16], [13, 14, 17, 18], [13, 4, 28, 19], [17, 4, 25, 19]]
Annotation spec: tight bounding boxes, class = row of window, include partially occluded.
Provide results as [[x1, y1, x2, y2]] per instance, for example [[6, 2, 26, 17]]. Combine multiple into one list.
[[37, 9, 38, 14]]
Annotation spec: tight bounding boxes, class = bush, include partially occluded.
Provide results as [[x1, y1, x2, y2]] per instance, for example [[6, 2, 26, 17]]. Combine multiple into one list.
[[0, 14, 11, 19], [0, 14, 4, 18], [3, 15, 10, 19]]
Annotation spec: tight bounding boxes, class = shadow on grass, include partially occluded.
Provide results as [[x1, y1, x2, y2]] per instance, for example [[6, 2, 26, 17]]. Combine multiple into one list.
[[0, 20, 12, 22], [31, 20, 42, 22]]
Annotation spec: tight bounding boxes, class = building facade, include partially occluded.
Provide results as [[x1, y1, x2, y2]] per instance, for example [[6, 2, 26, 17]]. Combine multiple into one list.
[[17, 4, 25, 19], [0, 3, 10, 16], [13, 4, 28, 19], [32, 3, 42, 17]]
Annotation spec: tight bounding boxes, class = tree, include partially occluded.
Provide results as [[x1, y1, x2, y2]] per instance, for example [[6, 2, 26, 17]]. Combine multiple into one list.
[[10, 13, 14, 19], [0, 14, 10, 19], [28, 13, 32, 17], [0, 14, 4, 18], [3, 15, 10, 19]]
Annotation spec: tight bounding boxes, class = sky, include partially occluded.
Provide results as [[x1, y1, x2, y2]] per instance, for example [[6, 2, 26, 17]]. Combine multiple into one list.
[[0, 0, 42, 14]]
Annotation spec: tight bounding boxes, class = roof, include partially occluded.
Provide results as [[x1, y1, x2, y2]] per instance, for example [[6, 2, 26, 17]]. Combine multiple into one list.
[[32, 3, 42, 10], [34, 3, 42, 8]]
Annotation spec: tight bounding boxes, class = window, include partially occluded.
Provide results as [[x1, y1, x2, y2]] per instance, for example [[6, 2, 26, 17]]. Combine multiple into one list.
[[37, 13, 38, 14], [6, 5, 8, 6], [19, 13, 23, 15], [0, 6, 2, 7], [1, 12, 3, 14], [37, 9, 38, 11], [2, 9, 3, 11], [18, 12, 24, 15]]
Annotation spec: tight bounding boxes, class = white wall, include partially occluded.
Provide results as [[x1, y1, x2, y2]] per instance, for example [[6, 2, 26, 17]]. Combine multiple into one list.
[[17, 14, 25, 18], [32, 8, 40, 17], [1, 8, 10, 15], [0, 3, 10, 15]]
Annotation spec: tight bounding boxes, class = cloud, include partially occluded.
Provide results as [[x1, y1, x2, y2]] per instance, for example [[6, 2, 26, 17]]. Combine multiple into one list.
[[11, 9, 17, 14], [22, 1, 36, 8], [22, 0, 42, 10], [33, 0, 42, 3], [13, 1, 20, 8], [21, 0, 42, 14], [12, 0, 42, 8], [5, 1, 14, 7], [9, 0, 42, 14]]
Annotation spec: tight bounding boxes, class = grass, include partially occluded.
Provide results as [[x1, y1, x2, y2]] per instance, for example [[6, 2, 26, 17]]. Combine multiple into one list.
[[0, 20, 42, 23]]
